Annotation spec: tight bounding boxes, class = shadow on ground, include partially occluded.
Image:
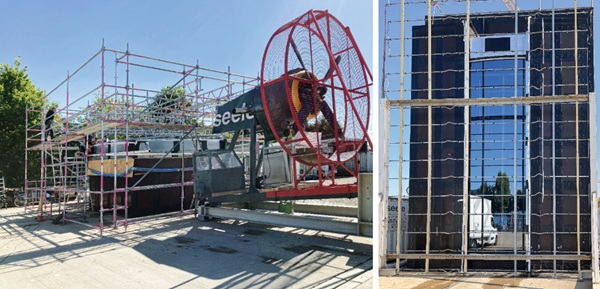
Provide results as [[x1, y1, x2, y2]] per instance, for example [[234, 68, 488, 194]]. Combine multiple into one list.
[[0, 208, 372, 288]]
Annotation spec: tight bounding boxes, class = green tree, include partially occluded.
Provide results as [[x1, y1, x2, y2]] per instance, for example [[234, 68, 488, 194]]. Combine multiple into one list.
[[151, 86, 192, 124], [0, 60, 45, 188], [80, 92, 135, 129]]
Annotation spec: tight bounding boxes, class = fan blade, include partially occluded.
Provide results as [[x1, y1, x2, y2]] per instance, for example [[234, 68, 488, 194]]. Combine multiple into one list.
[[317, 55, 342, 97], [290, 39, 309, 76], [324, 55, 342, 79], [318, 100, 344, 137], [286, 67, 304, 75]]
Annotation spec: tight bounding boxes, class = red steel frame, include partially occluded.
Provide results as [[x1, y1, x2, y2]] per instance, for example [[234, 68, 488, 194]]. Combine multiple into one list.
[[260, 10, 372, 194]]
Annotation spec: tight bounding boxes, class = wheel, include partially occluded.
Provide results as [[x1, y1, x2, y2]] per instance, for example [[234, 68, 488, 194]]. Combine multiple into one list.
[[493, 236, 498, 246], [0, 195, 6, 209], [469, 239, 477, 249], [14, 194, 25, 207]]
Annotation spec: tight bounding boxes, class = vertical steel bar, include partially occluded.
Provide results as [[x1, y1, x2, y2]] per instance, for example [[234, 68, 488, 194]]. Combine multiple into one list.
[[380, 4, 390, 266], [425, 0, 433, 273], [83, 103, 89, 222], [541, 16, 545, 222], [462, 0, 471, 273], [195, 61, 199, 116], [62, 71, 70, 222], [396, 0, 406, 273], [573, 0, 581, 275], [381, 99, 390, 270], [40, 98, 46, 219], [551, 0, 557, 277], [24, 105, 28, 212], [227, 66, 231, 95], [124, 46, 130, 230], [113, 50, 118, 228], [526, 15, 533, 273], [513, 0, 519, 275], [99, 43, 106, 235], [125, 85, 131, 230], [589, 92, 599, 283], [181, 65, 186, 213], [250, 122, 257, 193], [576, 103, 581, 275]]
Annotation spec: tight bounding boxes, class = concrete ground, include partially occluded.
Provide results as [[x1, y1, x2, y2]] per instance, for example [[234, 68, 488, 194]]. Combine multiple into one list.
[[379, 273, 595, 289], [0, 207, 372, 289]]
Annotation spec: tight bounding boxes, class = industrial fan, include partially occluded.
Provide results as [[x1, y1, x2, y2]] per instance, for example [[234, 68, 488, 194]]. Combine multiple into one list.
[[261, 10, 372, 168], [204, 10, 371, 200]]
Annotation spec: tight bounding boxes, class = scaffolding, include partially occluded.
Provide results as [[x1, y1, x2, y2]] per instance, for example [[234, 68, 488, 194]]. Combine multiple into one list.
[[24, 43, 258, 234], [380, 0, 598, 281]]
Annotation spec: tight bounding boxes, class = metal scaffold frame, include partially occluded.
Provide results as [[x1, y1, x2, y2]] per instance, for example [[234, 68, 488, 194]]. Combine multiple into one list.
[[24, 43, 258, 234], [380, 0, 598, 281]]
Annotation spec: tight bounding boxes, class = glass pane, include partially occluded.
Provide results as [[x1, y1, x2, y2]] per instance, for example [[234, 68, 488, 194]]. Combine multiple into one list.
[[196, 155, 210, 171], [219, 151, 242, 168], [469, 58, 528, 248], [210, 156, 223, 169]]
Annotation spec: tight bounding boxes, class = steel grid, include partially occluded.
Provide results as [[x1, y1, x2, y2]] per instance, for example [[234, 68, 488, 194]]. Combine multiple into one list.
[[380, 0, 597, 281]]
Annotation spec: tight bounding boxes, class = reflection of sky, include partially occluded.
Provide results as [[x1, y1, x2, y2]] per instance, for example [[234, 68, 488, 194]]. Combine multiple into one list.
[[381, 0, 597, 196], [470, 59, 526, 194]]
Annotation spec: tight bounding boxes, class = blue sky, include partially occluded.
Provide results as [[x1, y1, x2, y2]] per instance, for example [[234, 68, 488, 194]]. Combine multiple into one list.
[[0, 0, 373, 103]]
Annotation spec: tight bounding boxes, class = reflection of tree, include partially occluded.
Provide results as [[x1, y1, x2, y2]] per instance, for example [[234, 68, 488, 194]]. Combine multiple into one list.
[[473, 181, 492, 196], [516, 189, 525, 212], [493, 172, 512, 213], [473, 171, 526, 214]]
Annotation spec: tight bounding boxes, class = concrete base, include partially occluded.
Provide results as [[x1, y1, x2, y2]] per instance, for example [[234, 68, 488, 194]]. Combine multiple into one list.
[[0, 207, 372, 289], [380, 273, 594, 289]]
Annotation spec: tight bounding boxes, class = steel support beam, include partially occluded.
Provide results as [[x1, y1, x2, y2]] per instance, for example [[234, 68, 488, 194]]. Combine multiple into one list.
[[206, 207, 365, 236], [358, 173, 373, 237], [389, 94, 589, 107], [387, 254, 593, 261], [589, 92, 599, 283], [265, 184, 357, 200], [425, 0, 433, 272], [243, 202, 358, 217], [249, 122, 259, 194], [379, 100, 391, 270], [396, 0, 407, 274], [461, 1, 471, 273]]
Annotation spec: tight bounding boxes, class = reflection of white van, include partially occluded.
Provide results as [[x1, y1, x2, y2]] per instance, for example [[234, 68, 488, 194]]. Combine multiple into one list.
[[469, 196, 498, 248]]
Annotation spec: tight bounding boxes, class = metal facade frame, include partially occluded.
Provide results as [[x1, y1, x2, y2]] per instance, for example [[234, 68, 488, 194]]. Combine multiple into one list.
[[381, 0, 597, 281]]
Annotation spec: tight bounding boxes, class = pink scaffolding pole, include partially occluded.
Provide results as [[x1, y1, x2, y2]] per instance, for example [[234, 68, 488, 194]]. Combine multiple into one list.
[[99, 41, 106, 235]]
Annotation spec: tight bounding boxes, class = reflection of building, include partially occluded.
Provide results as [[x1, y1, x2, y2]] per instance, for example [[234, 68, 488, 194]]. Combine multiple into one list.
[[408, 8, 593, 270]]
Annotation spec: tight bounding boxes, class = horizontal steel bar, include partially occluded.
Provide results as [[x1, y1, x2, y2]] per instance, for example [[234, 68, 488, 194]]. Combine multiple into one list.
[[387, 254, 592, 261], [243, 201, 358, 218], [206, 207, 363, 236], [389, 95, 589, 107]]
